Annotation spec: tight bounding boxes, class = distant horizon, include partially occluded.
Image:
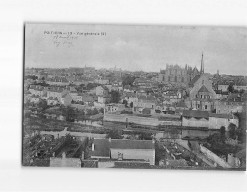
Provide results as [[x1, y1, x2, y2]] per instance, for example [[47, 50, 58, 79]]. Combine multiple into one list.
[[25, 24, 247, 76], [25, 65, 247, 76]]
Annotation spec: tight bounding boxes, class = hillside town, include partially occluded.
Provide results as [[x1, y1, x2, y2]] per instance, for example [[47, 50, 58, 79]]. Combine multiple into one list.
[[23, 54, 246, 170]]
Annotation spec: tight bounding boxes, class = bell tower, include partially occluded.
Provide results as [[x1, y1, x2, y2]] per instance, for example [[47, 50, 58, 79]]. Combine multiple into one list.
[[200, 52, 204, 74]]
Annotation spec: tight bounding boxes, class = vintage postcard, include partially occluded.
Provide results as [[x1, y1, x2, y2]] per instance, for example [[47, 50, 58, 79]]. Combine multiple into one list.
[[23, 23, 246, 170]]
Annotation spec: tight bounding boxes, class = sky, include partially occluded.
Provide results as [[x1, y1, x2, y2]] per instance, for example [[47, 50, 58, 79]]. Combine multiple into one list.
[[25, 23, 247, 75]]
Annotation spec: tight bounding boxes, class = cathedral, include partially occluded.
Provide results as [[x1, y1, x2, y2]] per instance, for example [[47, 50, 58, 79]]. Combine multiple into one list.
[[158, 53, 205, 85]]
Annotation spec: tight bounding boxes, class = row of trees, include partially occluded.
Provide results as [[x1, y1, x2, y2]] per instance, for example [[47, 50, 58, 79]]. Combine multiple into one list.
[[63, 107, 104, 122], [122, 99, 133, 108], [122, 75, 136, 88]]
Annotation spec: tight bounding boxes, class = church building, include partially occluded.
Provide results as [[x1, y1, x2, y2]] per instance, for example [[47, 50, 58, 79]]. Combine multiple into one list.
[[186, 53, 217, 111]]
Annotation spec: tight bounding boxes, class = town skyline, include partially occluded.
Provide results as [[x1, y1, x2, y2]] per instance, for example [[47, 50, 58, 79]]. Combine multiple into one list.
[[23, 23, 246, 170], [25, 24, 247, 75]]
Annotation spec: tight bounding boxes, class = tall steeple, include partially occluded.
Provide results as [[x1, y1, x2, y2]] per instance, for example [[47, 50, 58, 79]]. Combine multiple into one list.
[[200, 52, 204, 74]]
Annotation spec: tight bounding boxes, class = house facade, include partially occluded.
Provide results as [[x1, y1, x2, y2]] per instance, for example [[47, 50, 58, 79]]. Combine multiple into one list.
[[90, 138, 155, 165]]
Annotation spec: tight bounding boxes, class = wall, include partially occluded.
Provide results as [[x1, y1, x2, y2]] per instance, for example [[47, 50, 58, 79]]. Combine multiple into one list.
[[159, 120, 182, 126], [190, 74, 217, 99], [208, 117, 228, 129], [110, 148, 155, 165], [216, 102, 243, 114], [98, 161, 115, 168], [209, 117, 239, 130], [182, 130, 215, 138], [200, 145, 232, 168], [182, 117, 209, 128], [104, 113, 160, 126], [40, 129, 106, 139]]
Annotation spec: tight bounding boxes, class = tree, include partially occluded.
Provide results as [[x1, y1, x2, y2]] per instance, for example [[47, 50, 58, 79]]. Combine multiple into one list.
[[207, 133, 225, 146], [122, 99, 128, 107], [86, 83, 98, 90], [220, 126, 226, 141], [106, 129, 123, 139], [25, 75, 38, 80], [99, 108, 104, 114], [80, 110, 85, 116], [122, 75, 136, 87], [92, 108, 99, 115], [110, 90, 120, 103], [139, 132, 153, 140], [37, 99, 48, 111], [227, 83, 234, 93], [86, 109, 93, 115], [228, 123, 237, 139], [66, 107, 75, 122]]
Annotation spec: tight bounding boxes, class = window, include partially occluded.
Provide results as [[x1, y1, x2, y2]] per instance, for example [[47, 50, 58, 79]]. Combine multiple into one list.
[[205, 105, 207, 109], [202, 80, 204, 85], [201, 95, 203, 98]]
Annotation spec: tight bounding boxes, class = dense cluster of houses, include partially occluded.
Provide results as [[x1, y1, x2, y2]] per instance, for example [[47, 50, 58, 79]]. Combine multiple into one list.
[[24, 64, 247, 133]]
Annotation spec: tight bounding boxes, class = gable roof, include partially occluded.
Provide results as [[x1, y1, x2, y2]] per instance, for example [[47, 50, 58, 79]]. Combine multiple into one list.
[[198, 85, 210, 93], [189, 75, 201, 87]]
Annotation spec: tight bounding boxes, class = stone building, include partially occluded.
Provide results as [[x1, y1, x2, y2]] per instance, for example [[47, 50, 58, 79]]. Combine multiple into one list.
[[90, 138, 155, 165], [186, 74, 217, 111], [158, 53, 205, 84], [159, 64, 188, 83]]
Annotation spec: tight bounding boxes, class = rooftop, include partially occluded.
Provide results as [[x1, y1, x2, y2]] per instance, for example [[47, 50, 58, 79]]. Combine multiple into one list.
[[183, 110, 209, 118]]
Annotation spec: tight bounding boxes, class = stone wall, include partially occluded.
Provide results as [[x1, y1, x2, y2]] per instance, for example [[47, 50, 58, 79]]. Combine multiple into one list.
[[104, 113, 160, 126]]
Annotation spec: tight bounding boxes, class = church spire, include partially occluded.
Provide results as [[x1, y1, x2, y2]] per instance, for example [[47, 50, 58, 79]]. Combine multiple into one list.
[[200, 52, 204, 74]]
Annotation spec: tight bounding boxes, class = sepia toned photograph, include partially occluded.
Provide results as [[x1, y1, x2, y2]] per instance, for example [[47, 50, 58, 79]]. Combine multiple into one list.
[[22, 23, 246, 170]]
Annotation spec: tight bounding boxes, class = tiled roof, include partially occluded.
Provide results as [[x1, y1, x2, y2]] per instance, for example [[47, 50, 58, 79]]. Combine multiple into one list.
[[91, 139, 110, 157], [124, 92, 136, 98], [91, 139, 155, 158], [209, 113, 237, 119], [183, 110, 209, 118], [138, 95, 156, 101], [47, 87, 64, 93], [189, 75, 200, 87], [110, 139, 155, 150], [198, 85, 209, 93]]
